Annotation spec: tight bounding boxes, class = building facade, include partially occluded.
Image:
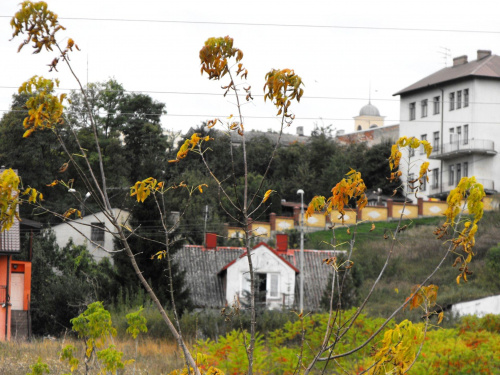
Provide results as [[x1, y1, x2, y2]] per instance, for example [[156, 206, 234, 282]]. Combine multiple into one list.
[[0, 169, 32, 341], [50, 209, 130, 264], [395, 50, 499, 201]]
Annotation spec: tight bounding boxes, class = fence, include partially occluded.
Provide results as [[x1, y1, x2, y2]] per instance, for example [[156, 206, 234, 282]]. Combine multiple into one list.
[[225, 196, 498, 239]]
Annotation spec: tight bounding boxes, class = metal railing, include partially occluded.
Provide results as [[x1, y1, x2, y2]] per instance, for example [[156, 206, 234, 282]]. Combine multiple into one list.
[[430, 139, 496, 158], [427, 178, 494, 196]]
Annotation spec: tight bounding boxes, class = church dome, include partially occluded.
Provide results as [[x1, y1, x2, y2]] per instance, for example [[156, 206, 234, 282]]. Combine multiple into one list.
[[359, 102, 380, 117]]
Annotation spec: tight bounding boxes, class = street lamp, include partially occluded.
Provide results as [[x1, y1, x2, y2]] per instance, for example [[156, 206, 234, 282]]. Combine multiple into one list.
[[297, 189, 304, 313]]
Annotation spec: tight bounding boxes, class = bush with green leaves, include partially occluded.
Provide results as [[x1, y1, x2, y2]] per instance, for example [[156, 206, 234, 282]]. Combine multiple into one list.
[[58, 302, 146, 375]]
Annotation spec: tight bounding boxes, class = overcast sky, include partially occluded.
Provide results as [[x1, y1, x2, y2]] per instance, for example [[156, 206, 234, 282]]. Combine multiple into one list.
[[1, 0, 500, 136]]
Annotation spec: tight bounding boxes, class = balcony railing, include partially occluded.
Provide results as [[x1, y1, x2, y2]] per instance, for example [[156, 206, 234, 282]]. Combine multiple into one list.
[[429, 139, 497, 159], [427, 178, 495, 198]]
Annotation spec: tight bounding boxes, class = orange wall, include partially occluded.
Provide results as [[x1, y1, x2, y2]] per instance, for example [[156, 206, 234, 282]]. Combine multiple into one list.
[[12, 261, 31, 311], [0, 256, 10, 341]]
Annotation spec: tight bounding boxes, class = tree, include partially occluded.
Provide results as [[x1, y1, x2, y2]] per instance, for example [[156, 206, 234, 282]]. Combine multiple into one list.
[[5, 3, 488, 375], [29, 231, 118, 335], [0, 94, 68, 220]]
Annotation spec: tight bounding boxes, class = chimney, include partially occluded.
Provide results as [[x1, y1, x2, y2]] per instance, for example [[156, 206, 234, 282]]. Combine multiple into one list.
[[477, 50, 492, 60], [453, 55, 468, 66], [276, 234, 288, 254], [205, 232, 217, 250], [296, 126, 304, 136]]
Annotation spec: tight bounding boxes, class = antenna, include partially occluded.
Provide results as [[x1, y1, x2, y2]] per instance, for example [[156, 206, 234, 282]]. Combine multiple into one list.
[[438, 47, 451, 67], [86, 53, 89, 87]]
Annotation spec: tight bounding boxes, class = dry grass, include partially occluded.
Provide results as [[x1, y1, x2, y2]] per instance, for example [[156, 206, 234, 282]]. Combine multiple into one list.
[[0, 337, 186, 374]]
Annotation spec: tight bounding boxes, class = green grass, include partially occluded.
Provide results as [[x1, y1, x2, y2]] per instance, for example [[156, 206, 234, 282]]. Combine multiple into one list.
[[307, 215, 445, 249]]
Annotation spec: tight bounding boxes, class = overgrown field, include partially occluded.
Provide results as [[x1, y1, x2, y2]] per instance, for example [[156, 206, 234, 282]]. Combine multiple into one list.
[[1, 313, 499, 374]]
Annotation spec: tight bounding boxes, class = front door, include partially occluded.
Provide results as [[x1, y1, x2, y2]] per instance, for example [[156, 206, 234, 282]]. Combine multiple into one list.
[[10, 273, 24, 310]]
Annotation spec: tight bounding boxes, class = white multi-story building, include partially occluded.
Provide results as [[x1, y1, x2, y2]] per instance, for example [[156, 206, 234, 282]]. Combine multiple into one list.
[[395, 50, 499, 201]]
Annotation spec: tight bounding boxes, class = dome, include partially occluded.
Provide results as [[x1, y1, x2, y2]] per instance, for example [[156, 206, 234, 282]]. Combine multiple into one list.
[[359, 102, 380, 117]]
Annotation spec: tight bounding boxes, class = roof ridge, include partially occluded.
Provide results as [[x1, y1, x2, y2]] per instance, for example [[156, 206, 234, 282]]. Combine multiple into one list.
[[470, 54, 495, 75]]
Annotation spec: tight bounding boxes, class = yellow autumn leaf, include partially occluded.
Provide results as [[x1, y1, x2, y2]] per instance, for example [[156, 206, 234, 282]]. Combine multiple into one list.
[[23, 128, 35, 138], [198, 184, 208, 193], [262, 190, 275, 203], [437, 311, 444, 324]]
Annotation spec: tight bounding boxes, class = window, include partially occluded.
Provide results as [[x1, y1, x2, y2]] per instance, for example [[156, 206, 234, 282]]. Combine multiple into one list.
[[91, 222, 105, 244], [241, 272, 280, 300], [420, 134, 427, 154], [432, 168, 439, 189], [464, 162, 468, 177], [269, 273, 279, 298], [409, 102, 416, 120], [433, 96, 440, 115], [449, 127, 455, 143], [457, 126, 462, 144], [449, 92, 455, 111], [433, 131, 440, 151], [456, 163, 462, 182], [449, 165, 455, 186], [464, 125, 469, 144], [464, 89, 469, 107], [457, 90, 462, 109], [421, 172, 427, 191], [421, 99, 428, 117]]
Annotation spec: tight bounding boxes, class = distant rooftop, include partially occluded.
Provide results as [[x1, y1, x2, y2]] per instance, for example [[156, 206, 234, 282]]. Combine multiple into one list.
[[394, 50, 500, 96], [358, 102, 381, 117]]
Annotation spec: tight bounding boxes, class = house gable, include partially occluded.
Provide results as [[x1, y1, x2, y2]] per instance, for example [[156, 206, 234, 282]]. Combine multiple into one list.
[[224, 243, 299, 309]]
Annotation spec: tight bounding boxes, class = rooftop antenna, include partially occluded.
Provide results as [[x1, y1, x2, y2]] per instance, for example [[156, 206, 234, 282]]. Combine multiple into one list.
[[86, 53, 89, 87], [438, 47, 451, 67]]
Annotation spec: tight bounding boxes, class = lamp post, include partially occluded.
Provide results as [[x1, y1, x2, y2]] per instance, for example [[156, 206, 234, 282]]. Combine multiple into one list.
[[297, 189, 304, 313]]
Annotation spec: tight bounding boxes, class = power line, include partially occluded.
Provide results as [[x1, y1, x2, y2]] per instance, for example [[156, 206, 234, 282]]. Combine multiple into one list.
[[0, 85, 403, 102], [3, 86, 500, 106], [2, 15, 500, 35], [3, 107, 500, 125]]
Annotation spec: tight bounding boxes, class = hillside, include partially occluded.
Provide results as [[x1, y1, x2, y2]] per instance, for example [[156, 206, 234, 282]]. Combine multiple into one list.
[[306, 210, 500, 319]]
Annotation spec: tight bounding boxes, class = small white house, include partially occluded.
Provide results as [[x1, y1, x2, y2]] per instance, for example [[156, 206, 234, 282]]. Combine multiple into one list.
[[175, 242, 343, 311], [50, 208, 130, 264], [221, 243, 299, 309]]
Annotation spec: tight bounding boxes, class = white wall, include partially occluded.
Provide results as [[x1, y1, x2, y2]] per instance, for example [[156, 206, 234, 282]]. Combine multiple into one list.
[[398, 77, 500, 201], [225, 245, 296, 309], [50, 208, 130, 264], [451, 295, 500, 318]]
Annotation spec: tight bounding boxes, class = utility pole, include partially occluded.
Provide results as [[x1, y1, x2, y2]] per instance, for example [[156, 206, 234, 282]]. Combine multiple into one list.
[[203, 205, 208, 247], [297, 189, 304, 312]]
